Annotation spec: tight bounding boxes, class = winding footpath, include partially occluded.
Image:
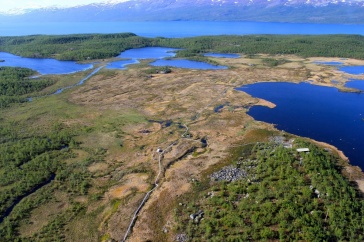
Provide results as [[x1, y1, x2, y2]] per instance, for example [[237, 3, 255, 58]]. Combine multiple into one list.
[[122, 88, 230, 241], [122, 141, 177, 242]]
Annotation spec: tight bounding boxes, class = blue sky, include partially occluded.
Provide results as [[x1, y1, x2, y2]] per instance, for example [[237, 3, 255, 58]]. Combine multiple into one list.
[[0, 0, 129, 12]]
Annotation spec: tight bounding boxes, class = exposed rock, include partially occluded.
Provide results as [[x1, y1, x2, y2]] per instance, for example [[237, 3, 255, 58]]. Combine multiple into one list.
[[210, 165, 247, 182], [190, 210, 204, 224], [176, 233, 188, 242]]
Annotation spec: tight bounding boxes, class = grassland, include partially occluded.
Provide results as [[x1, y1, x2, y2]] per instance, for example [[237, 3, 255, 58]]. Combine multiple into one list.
[[0, 37, 364, 241]]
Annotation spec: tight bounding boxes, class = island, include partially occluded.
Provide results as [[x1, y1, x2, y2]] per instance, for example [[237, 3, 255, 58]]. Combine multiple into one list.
[[0, 34, 363, 242]]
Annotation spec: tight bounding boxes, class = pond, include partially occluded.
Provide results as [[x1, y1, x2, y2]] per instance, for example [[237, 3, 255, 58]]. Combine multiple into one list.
[[0, 52, 93, 75], [237, 82, 364, 169]]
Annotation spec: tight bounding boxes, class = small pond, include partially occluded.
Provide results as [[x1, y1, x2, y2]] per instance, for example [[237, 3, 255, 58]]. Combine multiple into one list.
[[0, 52, 93, 75], [237, 82, 364, 169]]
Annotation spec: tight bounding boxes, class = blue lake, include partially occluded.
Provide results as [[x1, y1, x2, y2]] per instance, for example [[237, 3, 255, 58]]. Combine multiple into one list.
[[118, 47, 178, 59], [237, 82, 364, 169], [1, 21, 364, 37], [339, 66, 364, 75], [204, 53, 240, 58], [106, 59, 139, 70], [0, 52, 92, 75], [107, 47, 227, 70], [151, 59, 227, 70], [345, 79, 364, 91], [314, 61, 343, 65]]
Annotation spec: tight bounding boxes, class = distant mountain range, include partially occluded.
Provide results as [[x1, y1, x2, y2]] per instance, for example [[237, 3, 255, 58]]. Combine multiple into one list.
[[1, 0, 364, 24]]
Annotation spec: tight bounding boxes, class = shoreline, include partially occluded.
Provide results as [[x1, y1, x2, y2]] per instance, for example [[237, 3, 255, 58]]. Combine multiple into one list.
[[308, 138, 349, 161], [306, 138, 364, 194], [255, 98, 276, 108]]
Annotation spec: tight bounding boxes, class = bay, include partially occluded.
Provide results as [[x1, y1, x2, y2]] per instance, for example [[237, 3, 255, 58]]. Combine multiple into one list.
[[1, 21, 364, 37], [237, 82, 364, 169], [345, 79, 364, 91]]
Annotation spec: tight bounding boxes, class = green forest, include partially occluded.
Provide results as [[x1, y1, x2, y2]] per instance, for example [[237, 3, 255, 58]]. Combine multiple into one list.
[[1, 34, 364, 61], [0, 67, 54, 107], [176, 140, 364, 241]]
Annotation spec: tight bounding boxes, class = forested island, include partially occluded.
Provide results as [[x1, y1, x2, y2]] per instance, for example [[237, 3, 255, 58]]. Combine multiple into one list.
[[0, 33, 363, 241]]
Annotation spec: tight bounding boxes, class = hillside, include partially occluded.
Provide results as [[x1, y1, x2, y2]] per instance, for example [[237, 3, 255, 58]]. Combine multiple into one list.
[[1, 0, 364, 23]]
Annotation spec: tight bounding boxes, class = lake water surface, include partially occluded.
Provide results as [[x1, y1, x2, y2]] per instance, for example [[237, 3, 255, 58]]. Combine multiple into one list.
[[345, 79, 364, 91], [117, 47, 178, 59], [106, 59, 139, 70], [1, 21, 364, 37], [237, 82, 364, 169], [0, 52, 92, 75], [340, 66, 364, 75], [108, 47, 227, 70]]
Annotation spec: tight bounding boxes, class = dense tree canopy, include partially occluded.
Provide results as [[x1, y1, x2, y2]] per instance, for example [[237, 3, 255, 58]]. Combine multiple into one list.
[[1, 34, 364, 61]]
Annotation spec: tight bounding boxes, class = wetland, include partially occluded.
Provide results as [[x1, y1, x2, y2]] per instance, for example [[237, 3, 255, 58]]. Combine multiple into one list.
[[0, 34, 364, 242]]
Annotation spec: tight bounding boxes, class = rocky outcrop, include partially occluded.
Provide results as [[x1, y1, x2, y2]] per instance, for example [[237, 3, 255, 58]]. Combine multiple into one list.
[[210, 165, 248, 182]]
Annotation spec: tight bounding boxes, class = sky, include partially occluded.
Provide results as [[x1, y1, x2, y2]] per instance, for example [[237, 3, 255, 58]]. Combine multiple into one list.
[[0, 0, 129, 13]]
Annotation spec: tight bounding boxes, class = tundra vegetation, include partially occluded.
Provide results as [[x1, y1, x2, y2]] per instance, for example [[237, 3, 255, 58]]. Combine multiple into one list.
[[0, 33, 363, 241]]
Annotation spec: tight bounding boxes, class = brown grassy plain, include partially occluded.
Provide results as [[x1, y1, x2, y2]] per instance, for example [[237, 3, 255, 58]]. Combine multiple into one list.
[[17, 54, 364, 241]]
